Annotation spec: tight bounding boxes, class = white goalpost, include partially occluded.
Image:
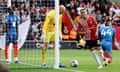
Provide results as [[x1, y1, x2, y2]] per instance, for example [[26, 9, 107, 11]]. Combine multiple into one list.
[[54, 0, 60, 69]]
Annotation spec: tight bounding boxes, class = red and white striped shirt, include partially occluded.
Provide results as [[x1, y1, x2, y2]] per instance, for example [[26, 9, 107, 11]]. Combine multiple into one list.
[[77, 16, 97, 40]]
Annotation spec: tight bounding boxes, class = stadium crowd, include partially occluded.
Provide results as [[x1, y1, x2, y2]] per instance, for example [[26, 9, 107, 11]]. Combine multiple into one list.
[[0, 0, 120, 41]]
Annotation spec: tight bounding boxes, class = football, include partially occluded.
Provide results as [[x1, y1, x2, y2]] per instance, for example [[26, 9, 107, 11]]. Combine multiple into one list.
[[71, 59, 79, 67]]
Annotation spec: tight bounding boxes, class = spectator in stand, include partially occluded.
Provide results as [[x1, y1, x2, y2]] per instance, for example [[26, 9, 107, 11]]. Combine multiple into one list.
[[32, 23, 39, 39], [87, 4, 94, 15]]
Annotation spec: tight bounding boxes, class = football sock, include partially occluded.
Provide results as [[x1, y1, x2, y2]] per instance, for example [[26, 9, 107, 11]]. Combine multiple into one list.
[[13, 44, 18, 61], [98, 49, 104, 60], [14, 57, 18, 61], [42, 47, 47, 64], [4, 45, 9, 61], [103, 52, 112, 64], [103, 52, 109, 58], [92, 50, 102, 66], [107, 58, 112, 63]]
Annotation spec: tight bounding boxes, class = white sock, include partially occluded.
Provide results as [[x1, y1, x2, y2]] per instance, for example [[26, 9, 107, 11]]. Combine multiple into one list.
[[6, 59, 9, 62], [98, 49, 104, 60], [15, 57, 18, 61], [92, 50, 102, 66]]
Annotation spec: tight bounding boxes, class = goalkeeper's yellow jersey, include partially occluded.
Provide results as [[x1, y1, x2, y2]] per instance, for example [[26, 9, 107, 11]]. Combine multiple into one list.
[[43, 10, 62, 32]]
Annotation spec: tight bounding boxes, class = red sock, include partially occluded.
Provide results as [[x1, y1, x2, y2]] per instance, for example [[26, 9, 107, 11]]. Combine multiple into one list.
[[4, 45, 9, 60], [103, 52, 109, 58], [108, 58, 112, 63], [13, 44, 18, 58], [104, 52, 112, 63]]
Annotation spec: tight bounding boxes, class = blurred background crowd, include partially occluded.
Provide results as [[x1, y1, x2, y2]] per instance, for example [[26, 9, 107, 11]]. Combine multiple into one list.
[[0, 0, 120, 41]]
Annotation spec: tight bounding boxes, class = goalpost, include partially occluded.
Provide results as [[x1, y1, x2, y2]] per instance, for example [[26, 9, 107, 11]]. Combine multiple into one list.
[[54, 0, 60, 69], [0, 0, 60, 69]]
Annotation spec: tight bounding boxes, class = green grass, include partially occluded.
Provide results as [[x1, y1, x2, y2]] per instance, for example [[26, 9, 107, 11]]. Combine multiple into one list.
[[0, 49, 120, 72]]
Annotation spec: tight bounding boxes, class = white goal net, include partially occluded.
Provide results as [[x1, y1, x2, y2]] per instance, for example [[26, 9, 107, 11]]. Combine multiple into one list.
[[0, 0, 60, 69]]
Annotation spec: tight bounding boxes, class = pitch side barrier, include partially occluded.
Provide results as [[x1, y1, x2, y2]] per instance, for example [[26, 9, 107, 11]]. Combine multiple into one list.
[[20, 40, 78, 49]]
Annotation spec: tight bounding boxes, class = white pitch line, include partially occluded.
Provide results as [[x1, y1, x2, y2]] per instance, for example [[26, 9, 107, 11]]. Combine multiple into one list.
[[15, 62, 85, 72], [19, 62, 41, 67], [59, 68, 85, 72]]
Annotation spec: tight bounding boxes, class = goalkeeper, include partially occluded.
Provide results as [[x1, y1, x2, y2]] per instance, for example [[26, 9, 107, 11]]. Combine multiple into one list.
[[41, 5, 65, 68]]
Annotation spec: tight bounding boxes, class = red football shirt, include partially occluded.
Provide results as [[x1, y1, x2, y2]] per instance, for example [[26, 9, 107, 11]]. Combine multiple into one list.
[[77, 16, 97, 40]]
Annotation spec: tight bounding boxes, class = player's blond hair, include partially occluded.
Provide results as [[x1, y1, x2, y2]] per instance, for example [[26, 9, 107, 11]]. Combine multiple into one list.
[[59, 5, 66, 14]]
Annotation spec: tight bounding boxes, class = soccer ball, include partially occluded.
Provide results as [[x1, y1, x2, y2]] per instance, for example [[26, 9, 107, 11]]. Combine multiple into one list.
[[71, 59, 79, 67]]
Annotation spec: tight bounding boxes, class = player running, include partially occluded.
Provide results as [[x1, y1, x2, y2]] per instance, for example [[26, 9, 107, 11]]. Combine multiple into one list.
[[77, 9, 104, 69], [98, 20, 116, 66], [4, 8, 19, 64]]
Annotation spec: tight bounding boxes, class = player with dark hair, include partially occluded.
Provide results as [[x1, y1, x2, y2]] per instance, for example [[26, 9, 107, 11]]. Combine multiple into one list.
[[98, 20, 116, 66], [4, 8, 19, 64], [77, 9, 104, 69]]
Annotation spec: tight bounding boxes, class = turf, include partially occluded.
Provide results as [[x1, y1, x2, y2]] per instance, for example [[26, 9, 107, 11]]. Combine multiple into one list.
[[0, 49, 120, 72]]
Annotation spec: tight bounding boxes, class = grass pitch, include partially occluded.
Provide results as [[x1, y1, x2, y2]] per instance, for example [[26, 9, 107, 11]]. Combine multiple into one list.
[[0, 49, 120, 72]]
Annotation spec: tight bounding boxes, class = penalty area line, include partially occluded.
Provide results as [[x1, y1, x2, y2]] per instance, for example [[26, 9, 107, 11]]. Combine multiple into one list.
[[59, 68, 85, 72], [19, 62, 41, 67]]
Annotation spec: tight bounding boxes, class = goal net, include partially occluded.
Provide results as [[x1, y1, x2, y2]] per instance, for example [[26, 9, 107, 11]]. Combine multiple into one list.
[[0, 0, 60, 69]]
